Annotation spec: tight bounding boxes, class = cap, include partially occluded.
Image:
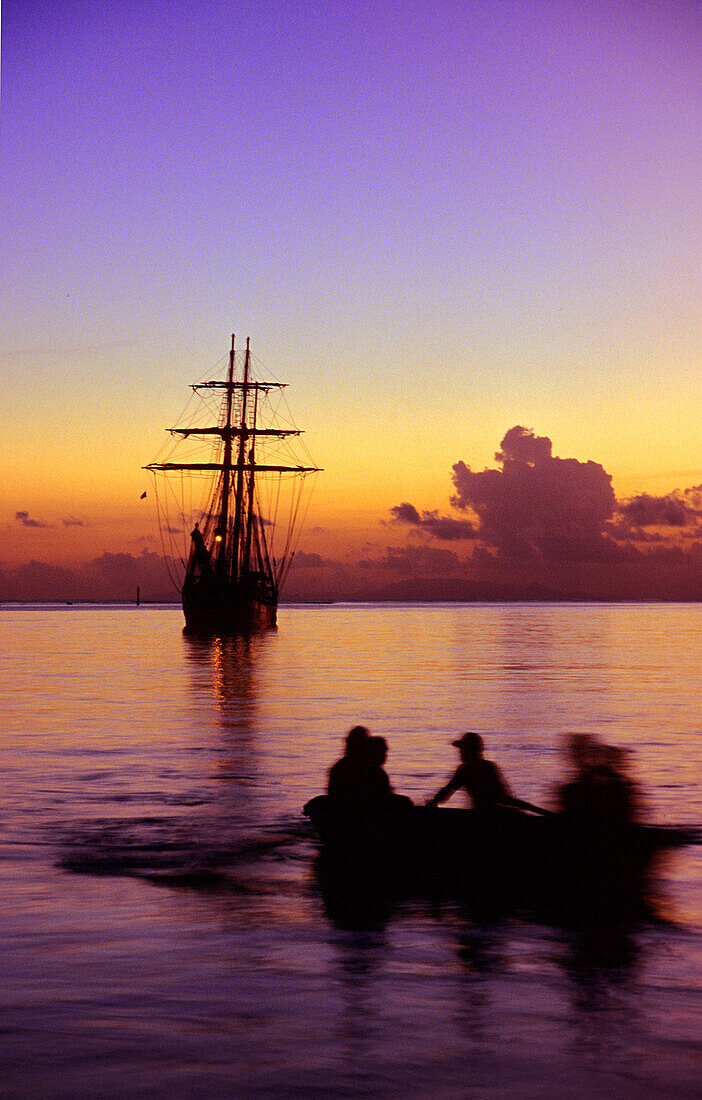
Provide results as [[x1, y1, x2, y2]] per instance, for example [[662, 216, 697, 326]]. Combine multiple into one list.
[[452, 731, 484, 752]]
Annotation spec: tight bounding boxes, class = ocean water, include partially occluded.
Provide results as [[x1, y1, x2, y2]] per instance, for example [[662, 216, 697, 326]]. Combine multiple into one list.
[[0, 602, 700, 1098]]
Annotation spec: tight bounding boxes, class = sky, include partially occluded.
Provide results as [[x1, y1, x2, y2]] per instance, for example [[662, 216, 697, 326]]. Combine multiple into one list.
[[1, 0, 701, 600]]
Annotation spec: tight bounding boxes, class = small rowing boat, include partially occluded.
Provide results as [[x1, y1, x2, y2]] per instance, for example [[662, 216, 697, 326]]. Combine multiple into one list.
[[304, 794, 698, 926]]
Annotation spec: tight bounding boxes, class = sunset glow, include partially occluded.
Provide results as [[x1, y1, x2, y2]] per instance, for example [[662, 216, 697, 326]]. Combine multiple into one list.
[[1, 0, 700, 601]]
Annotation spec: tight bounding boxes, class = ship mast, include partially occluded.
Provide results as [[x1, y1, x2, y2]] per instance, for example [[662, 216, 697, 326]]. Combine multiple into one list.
[[230, 337, 251, 582], [243, 382, 259, 576], [216, 334, 236, 578]]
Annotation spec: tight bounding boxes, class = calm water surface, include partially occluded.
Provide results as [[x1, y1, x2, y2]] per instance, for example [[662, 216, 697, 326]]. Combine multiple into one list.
[[0, 603, 700, 1097]]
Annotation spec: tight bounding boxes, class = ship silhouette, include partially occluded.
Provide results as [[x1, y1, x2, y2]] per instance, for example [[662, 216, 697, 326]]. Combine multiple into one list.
[[146, 334, 320, 633]]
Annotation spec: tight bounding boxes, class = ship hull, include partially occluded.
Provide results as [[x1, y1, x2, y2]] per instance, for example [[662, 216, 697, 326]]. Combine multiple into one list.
[[182, 577, 277, 635]]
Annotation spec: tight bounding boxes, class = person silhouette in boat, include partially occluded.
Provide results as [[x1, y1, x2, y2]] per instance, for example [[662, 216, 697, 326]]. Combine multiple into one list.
[[327, 727, 409, 823], [426, 731, 517, 812], [559, 734, 640, 832], [367, 735, 393, 800], [327, 726, 390, 816], [327, 726, 372, 809], [556, 733, 645, 919], [557, 733, 596, 819], [594, 744, 642, 829]]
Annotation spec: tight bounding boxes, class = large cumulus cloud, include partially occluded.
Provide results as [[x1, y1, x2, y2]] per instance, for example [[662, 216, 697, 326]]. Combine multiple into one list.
[[386, 426, 702, 589], [450, 426, 619, 562]]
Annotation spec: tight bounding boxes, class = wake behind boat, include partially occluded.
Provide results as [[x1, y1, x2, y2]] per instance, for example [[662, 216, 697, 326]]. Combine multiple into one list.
[[146, 334, 320, 634]]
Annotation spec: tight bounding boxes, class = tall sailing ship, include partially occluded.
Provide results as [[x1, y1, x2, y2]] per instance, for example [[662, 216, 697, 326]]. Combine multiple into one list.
[[146, 335, 320, 634]]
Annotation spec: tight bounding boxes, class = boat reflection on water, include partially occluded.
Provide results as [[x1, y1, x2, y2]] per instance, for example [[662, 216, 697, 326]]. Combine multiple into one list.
[[307, 793, 688, 1087], [321, 884, 646, 1092], [330, 928, 390, 1073]]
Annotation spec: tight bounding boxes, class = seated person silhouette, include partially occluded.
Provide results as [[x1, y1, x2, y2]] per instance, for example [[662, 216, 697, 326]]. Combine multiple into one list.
[[327, 728, 410, 827], [557, 732, 596, 818], [327, 725, 373, 814], [556, 733, 644, 912], [558, 734, 640, 833], [367, 735, 392, 800], [426, 731, 516, 812], [592, 743, 641, 830]]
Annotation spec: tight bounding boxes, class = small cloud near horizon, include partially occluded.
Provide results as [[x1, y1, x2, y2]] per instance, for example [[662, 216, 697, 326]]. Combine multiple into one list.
[[292, 551, 328, 568], [389, 502, 476, 541], [15, 510, 52, 529]]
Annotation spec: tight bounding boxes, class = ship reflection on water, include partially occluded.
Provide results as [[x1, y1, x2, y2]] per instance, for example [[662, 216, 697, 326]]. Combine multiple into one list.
[[183, 630, 266, 703]]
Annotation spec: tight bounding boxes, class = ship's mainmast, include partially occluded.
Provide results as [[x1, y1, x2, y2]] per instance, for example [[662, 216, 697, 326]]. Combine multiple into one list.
[[216, 333, 236, 577], [230, 337, 251, 582]]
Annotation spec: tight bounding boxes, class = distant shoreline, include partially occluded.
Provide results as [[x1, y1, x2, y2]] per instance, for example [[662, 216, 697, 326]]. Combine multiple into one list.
[[2, 597, 701, 609]]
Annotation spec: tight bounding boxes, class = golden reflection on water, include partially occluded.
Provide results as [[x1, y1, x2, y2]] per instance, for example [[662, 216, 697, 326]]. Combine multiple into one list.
[[183, 631, 264, 705]]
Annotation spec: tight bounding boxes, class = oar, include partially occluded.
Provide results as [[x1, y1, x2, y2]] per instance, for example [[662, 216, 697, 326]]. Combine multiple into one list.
[[506, 796, 554, 817]]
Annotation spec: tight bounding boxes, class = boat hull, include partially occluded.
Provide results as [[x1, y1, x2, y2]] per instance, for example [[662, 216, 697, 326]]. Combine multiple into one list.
[[304, 795, 695, 926], [182, 577, 277, 635]]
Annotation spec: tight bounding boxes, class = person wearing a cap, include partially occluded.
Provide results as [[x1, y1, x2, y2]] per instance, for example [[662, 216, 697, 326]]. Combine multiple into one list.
[[426, 731, 515, 812]]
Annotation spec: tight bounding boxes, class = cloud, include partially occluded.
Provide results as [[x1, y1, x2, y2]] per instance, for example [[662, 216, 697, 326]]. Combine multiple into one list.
[[0, 559, 81, 599], [15, 510, 51, 529], [371, 426, 702, 599], [62, 517, 85, 527], [0, 550, 178, 602], [292, 551, 327, 568], [615, 487, 702, 530], [495, 425, 553, 466], [389, 502, 476, 541], [360, 545, 460, 574], [390, 502, 422, 525], [451, 426, 619, 562]]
